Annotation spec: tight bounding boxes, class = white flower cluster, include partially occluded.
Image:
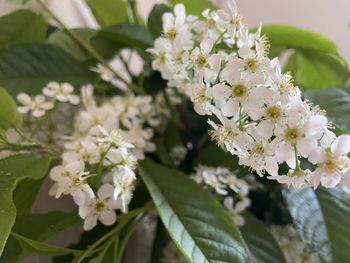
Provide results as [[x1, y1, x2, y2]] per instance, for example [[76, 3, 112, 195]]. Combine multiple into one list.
[[17, 81, 79, 118], [192, 165, 250, 225], [50, 85, 166, 230], [149, 0, 350, 189], [271, 225, 320, 263], [16, 82, 164, 230]]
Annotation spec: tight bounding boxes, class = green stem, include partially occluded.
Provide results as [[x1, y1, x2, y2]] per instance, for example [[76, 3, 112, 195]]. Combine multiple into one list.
[[116, 212, 148, 263], [74, 203, 152, 262], [125, 0, 139, 24], [36, 0, 144, 95]]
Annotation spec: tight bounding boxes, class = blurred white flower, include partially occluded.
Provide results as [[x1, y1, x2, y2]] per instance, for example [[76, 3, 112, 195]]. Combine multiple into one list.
[[17, 93, 54, 117]]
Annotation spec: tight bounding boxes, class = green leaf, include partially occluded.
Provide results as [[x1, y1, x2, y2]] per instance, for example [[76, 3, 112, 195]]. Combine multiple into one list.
[[47, 28, 96, 61], [4, 0, 31, 5], [86, 0, 127, 26], [2, 212, 79, 262], [11, 232, 82, 256], [148, 4, 172, 38], [0, 87, 22, 129], [0, 9, 47, 47], [138, 158, 254, 263], [260, 25, 348, 89], [285, 51, 348, 89], [13, 212, 80, 240], [283, 187, 350, 262], [261, 25, 338, 54], [96, 24, 153, 57], [194, 143, 239, 170], [305, 88, 350, 134], [169, 0, 214, 16], [0, 154, 50, 255], [240, 212, 286, 263], [0, 44, 95, 95], [12, 178, 44, 215]]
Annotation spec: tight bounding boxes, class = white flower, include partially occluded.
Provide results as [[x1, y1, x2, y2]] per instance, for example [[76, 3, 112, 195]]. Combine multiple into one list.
[[224, 197, 249, 226], [268, 169, 312, 188], [79, 184, 119, 231], [49, 161, 93, 206], [310, 135, 350, 188], [17, 93, 54, 117], [91, 64, 115, 83], [43, 82, 80, 105], [112, 170, 135, 213], [162, 4, 193, 50]]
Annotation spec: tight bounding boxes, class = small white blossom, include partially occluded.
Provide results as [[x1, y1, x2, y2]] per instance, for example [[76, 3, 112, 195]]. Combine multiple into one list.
[[43, 82, 80, 105], [79, 184, 119, 231], [17, 93, 54, 117]]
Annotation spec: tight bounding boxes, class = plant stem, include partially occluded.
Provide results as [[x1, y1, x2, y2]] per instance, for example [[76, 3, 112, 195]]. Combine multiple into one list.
[[35, 0, 144, 95], [116, 211, 148, 263], [74, 202, 152, 262], [125, 0, 139, 24]]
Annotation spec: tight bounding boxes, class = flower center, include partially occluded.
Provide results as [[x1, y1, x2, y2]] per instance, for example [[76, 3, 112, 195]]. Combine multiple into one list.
[[323, 150, 340, 172], [195, 54, 207, 68], [208, 18, 216, 29], [266, 105, 282, 120], [232, 84, 247, 97], [245, 58, 259, 72], [284, 127, 301, 142], [94, 201, 105, 212], [165, 28, 177, 40], [252, 144, 265, 155]]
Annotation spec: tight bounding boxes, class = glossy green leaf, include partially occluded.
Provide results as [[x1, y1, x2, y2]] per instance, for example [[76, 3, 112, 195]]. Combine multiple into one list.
[[194, 143, 239, 170], [86, 0, 127, 26], [283, 187, 350, 262], [261, 25, 338, 54], [138, 158, 254, 263], [305, 88, 350, 134], [96, 24, 153, 57], [0, 154, 50, 255], [12, 178, 44, 215], [285, 51, 348, 89], [169, 0, 214, 15], [47, 28, 96, 61], [0, 44, 95, 95], [0, 87, 22, 129], [148, 4, 172, 38], [0, 9, 47, 47], [2, 212, 79, 262], [240, 212, 286, 263], [4, 0, 30, 5], [11, 232, 82, 256], [260, 25, 348, 89]]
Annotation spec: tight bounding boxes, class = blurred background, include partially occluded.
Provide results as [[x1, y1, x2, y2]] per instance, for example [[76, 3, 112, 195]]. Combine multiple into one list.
[[1, 0, 350, 60], [0, 0, 349, 262]]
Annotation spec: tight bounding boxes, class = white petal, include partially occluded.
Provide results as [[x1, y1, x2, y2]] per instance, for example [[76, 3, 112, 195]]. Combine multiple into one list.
[[17, 93, 32, 105], [97, 184, 114, 199], [305, 115, 327, 135], [256, 120, 274, 139], [68, 95, 80, 105], [331, 135, 350, 156], [297, 138, 317, 158], [84, 216, 98, 231], [100, 210, 117, 226], [221, 98, 238, 117], [212, 83, 231, 100], [73, 190, 87, 206]]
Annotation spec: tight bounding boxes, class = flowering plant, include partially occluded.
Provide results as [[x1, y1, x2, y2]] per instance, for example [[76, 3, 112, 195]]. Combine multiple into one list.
[[0, 0, 350, 262]]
